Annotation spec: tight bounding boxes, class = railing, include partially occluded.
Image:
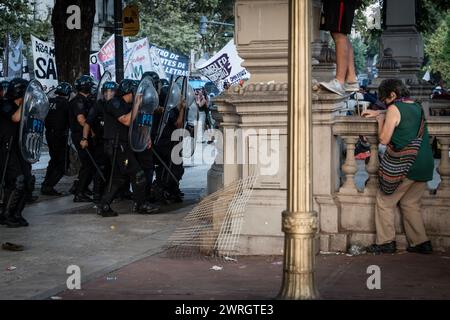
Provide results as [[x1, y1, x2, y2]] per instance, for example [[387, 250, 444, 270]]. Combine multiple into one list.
[[332, 116, 450, 196]]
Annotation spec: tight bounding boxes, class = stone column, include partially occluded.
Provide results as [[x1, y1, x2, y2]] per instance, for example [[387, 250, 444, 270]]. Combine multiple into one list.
[[278, 0, 319, 300], [368, 48, 400, 89], [380, 0, 423, 84]]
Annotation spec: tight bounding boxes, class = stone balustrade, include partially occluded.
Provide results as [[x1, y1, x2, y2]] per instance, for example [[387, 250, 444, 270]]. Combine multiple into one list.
[[325, 115, 450, 251]]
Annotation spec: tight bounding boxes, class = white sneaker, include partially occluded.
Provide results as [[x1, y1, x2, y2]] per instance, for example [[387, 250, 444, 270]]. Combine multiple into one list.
[[320, 79, 345, 96], [344, 82, 360, 92]]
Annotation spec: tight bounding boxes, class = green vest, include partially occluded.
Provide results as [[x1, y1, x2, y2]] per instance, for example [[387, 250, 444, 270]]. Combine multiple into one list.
[[390, 101, 434, 182]]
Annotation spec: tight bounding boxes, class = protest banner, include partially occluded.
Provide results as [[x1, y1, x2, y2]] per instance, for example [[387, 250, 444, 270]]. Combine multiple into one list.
[[97, 34, 116, 79], [89, 52, 104, 81], [124, 38, 152, 80], [148, 45, 167, 79], [8, 35, 24, 79], [148, 44, 190, 77], [196, 40, 250, 92], [31, 35, 58, 92]]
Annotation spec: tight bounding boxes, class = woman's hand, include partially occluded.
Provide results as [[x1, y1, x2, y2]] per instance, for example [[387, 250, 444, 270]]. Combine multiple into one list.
[[361, 110, 381, 118]]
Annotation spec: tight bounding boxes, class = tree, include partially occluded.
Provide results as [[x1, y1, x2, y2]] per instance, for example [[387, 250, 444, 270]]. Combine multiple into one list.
[[51, 0, 95, 84], [416, 0, 450, 36], [133, 0, 234, 56], [425, 12, 450, 83], [350, 35, 369, 74], [0, 0, 51, 59]]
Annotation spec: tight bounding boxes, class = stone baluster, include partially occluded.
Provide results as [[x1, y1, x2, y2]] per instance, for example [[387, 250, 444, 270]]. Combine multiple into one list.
[[437, 137, 450, 194], [339, 136, 358, 194], [365, 136, 380, 193]]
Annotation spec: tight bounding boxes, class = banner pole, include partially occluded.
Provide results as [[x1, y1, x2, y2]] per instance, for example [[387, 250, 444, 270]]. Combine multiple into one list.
[[114, 0, 124, 82], [4, 34, 9, 78]]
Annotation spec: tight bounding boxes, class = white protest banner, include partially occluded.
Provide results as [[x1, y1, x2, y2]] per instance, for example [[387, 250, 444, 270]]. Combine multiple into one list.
[[148, 45, 167, 79], [98, 34, 116, 79], [196, 40, 250, 92], [124, 38, 152, 80], [31, 35, 58, 92], [8, 35, 24, 79]]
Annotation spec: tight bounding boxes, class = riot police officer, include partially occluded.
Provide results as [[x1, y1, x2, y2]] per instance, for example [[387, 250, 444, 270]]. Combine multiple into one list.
[[0, 78, 32, 228], [80, 81, 117, 203], [98, 79, 158, 217], [69, 75, 95, 202], [41, 82, 72, 196], [153, 84, 186, 204]]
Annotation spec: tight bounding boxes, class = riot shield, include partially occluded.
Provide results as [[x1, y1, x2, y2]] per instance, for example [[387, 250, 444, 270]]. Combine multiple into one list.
[[96, 71, 112, 101], [19, 80, 50, 164], [129, 76, 159, 152], [154, 79, 182, 145], [46, 87, 57, 99], [182, 83, 198, 158]]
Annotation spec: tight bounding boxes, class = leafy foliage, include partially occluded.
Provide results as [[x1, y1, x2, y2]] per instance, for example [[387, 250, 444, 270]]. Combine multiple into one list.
[[417, 0, 450, 35], [424, 12, 450, 83], [0, 0, 51, 54], [350, 36, 369, 74], [131, 0, 234, 55]]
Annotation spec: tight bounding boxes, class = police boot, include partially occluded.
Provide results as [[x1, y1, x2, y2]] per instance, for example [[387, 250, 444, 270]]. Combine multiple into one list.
[[133, 202, 160, 215], [74, 193, 92, 203], [3, 189, 23, 228], [97, 204, 118, 218], [12, 192, 29, 227]]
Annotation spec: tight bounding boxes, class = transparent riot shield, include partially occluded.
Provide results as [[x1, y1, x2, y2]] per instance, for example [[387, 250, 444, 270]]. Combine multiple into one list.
[[19, 80, 50, 163], [96, 71, 112, 101], [154, 79, 182, 145], [129, 76, 159, 152]]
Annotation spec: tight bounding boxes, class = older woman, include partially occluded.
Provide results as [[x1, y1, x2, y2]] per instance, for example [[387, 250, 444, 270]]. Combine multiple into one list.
[[362, 79, 434, 255]]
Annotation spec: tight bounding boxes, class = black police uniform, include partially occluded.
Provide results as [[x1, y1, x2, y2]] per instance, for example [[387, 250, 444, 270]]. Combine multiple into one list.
[[99, 96, 151, 216], [154, 107, 184, 202], [85, 99, 110, 201], [69, 93, 95, 200], [42, 95, 70, 193], [0, 100, 32, 227]]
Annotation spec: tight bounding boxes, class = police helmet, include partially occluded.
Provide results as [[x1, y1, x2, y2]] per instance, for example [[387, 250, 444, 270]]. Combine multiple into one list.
[[55, 82, 73, 97], [142, 71, 160, 87], [102, 81, 118, 92], [117, 79, 136, 97], [6, 78, 29, 100], [160, 79, 170, 87], [74, 75, 95, 94]]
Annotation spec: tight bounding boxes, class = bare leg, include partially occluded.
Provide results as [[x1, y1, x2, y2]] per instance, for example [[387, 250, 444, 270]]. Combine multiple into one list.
[[331, 32, 349, 85], [346, 38, 358, 83]]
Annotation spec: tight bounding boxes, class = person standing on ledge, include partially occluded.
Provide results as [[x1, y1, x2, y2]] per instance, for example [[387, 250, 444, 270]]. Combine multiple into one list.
[[319, 0, 362, 96]]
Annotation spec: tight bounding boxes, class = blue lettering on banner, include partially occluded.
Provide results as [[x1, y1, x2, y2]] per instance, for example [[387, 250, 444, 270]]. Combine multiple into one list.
[[149, 44, 190, 77]]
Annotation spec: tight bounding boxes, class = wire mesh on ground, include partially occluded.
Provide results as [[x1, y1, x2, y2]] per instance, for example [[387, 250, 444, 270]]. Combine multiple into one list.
[[163, 174, 258, 261]]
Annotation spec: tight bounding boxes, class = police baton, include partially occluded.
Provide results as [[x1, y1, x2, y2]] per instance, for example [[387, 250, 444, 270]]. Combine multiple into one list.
[[108, 133, 120, 193], [84, 148, 106, 183], [0, 136, 14, 204]]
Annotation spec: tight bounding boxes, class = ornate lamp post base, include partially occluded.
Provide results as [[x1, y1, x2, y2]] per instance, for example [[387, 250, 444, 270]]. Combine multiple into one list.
[[278, 211, 319, 300]]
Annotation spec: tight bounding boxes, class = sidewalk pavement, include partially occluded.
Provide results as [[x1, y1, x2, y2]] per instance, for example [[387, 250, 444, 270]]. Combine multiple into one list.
[[58, 251, 450, 300]]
